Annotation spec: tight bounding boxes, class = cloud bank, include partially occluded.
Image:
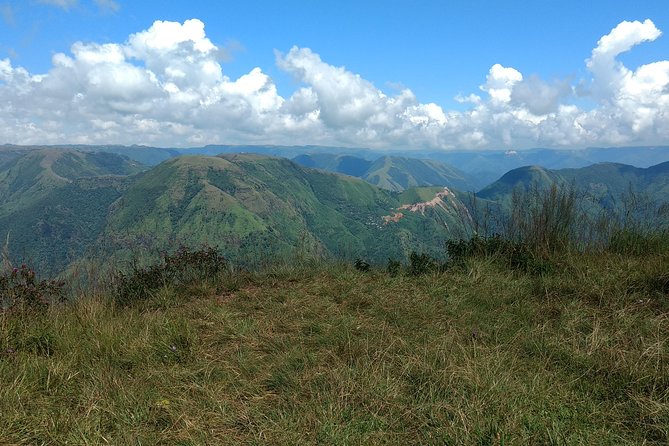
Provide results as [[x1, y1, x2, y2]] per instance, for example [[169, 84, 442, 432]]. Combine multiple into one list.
[[0, 18, 668, 149]]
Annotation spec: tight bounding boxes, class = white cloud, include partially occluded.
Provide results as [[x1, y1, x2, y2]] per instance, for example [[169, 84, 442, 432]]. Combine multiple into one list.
[[94, 0, 119, 13], [0, 18, 668, 149], [37, 0, 78, 9], [1, 3, 15, 26]]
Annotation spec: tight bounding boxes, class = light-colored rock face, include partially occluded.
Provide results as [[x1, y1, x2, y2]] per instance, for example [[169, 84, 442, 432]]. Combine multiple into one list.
[[382, 187, 473, 229]]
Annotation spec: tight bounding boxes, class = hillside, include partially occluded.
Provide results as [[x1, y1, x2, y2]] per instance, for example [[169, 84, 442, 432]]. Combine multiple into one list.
[[1, 247, 667, 444], [0, 150, 141, 273], [0, 150, 476, 273], [5, 144, 669, 186], [0, 149, 141, 211], [103, 154, 467, 265], [428, 146, 669, 186], [363, 156, 477, 191], [2, 149, 669, 275], [477, 161, 669, 204], [293, 153, 479, 191]]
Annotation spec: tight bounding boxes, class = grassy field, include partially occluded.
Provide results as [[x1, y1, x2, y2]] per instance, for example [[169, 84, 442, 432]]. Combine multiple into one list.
[[1, 247, 667, 445]]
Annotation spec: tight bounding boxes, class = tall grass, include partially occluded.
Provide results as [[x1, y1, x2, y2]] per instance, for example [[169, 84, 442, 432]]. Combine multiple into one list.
[[1, 188, 668, 444]]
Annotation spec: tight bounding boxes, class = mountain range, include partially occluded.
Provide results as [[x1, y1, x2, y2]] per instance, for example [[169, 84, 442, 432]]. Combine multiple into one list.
[[4, 144, 669, 184], [1, 145, 669, 275]]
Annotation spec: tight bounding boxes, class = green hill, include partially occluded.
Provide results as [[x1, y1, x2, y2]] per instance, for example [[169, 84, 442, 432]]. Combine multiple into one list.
[[293, 154, 478, 192], [363, 156, 476, 192], [476, 165, 563, 201], [477, 162, 669, 204], [3, 149, 669, 276], [103, 154, 465, 266], [0, 149, 141, 213], [0, 150, 141, 273]]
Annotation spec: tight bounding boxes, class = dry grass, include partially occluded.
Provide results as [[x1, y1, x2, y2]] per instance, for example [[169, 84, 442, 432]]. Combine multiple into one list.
[[0, 252, 668, 445]]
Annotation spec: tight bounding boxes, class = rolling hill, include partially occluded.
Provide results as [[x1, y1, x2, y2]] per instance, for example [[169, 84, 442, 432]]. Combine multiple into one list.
[[0, 151, 474, 273], [293, 154, 479, 191], [103, 154, 470, 266], [477, 161, 669, 203], [0, 150, 141, 272], [2, 147, 669, 275]]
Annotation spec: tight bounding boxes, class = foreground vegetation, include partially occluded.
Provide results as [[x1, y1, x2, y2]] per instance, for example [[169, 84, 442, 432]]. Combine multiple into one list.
[[1, 241, 668, 444]]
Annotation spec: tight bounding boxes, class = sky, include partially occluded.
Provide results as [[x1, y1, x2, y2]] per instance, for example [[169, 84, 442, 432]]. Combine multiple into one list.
[[0, 0, 668, 150]]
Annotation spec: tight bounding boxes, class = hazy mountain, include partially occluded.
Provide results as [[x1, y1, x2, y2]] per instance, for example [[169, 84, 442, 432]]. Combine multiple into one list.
[[293, 154, 479, 191], [0, 149, 141, 215], [427, 146, 669, 186], [1, 144, 176, 167], [5, 144, 669, 181], [292, 153, 373, 177], [362, 156, 478, 191], [477, 161, 669, 206]]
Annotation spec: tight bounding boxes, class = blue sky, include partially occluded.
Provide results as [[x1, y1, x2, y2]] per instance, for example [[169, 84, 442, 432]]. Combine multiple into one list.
[[0, 0, 668, 149]]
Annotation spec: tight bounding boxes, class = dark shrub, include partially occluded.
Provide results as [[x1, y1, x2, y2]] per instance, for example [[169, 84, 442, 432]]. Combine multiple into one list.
[[407, 252, 438, 276], [114, 245, 226, 306], [608, 229, 669, 256], [0, 264, 66, 312], [446, 235, 551, 275], [354, 258, 370, 273], [386, 258, 401, 277]]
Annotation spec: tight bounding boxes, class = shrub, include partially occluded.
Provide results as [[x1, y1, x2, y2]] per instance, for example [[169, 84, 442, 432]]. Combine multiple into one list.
[[608, 228, 669, 256], [354, 258, 371, 273], [407, 252, 439, 276], [446, 235, 551, 275], [386, 258, 401, 277], [506, 184, 577, 255], [0, 264, 66, 312], [114, 245, 227, 306]]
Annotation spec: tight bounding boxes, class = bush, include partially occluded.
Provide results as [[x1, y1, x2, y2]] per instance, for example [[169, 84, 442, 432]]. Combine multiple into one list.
[[114, 246, 226, 306], [407, 252, 439, 276], [0, 264, 66, 312], [608, 229, 669, 256], [386, 258, 401, 277], [354, 258, 370, 272], [446, 235, 551, 275], [506, 184, 577, 255]]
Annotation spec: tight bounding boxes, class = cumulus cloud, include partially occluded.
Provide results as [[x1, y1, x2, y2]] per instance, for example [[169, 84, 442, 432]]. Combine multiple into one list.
[[0, 18, 668, 149]]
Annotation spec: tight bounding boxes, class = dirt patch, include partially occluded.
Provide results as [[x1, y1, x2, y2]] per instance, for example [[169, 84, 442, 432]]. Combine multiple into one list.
[[382, 187, 472, 225]]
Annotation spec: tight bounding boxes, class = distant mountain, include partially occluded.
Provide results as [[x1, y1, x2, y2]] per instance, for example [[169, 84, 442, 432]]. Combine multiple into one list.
[[1, 144, 176, 166], [0, 150, 139, 272], [477, 161, 669, 206], [292, 153, 373, 177], [362, 156, 477, 191], [293, 154, 479, 191], [0, 149, 141, 215], [5, 143, 669, 182], [426, 146, 669, 187]]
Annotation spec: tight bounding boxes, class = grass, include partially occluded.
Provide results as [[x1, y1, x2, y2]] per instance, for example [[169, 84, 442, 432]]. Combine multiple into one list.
[[1, 248, 667, 444]]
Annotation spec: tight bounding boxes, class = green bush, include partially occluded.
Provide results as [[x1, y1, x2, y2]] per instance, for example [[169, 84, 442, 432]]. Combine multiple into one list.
[[0, 264, 66, 312], [114, 246, 227, 306], [446, 235, 551, 275], [608, 228, 669, 256], [407, 252, 439, 276], [386, 258, 401, 277]]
